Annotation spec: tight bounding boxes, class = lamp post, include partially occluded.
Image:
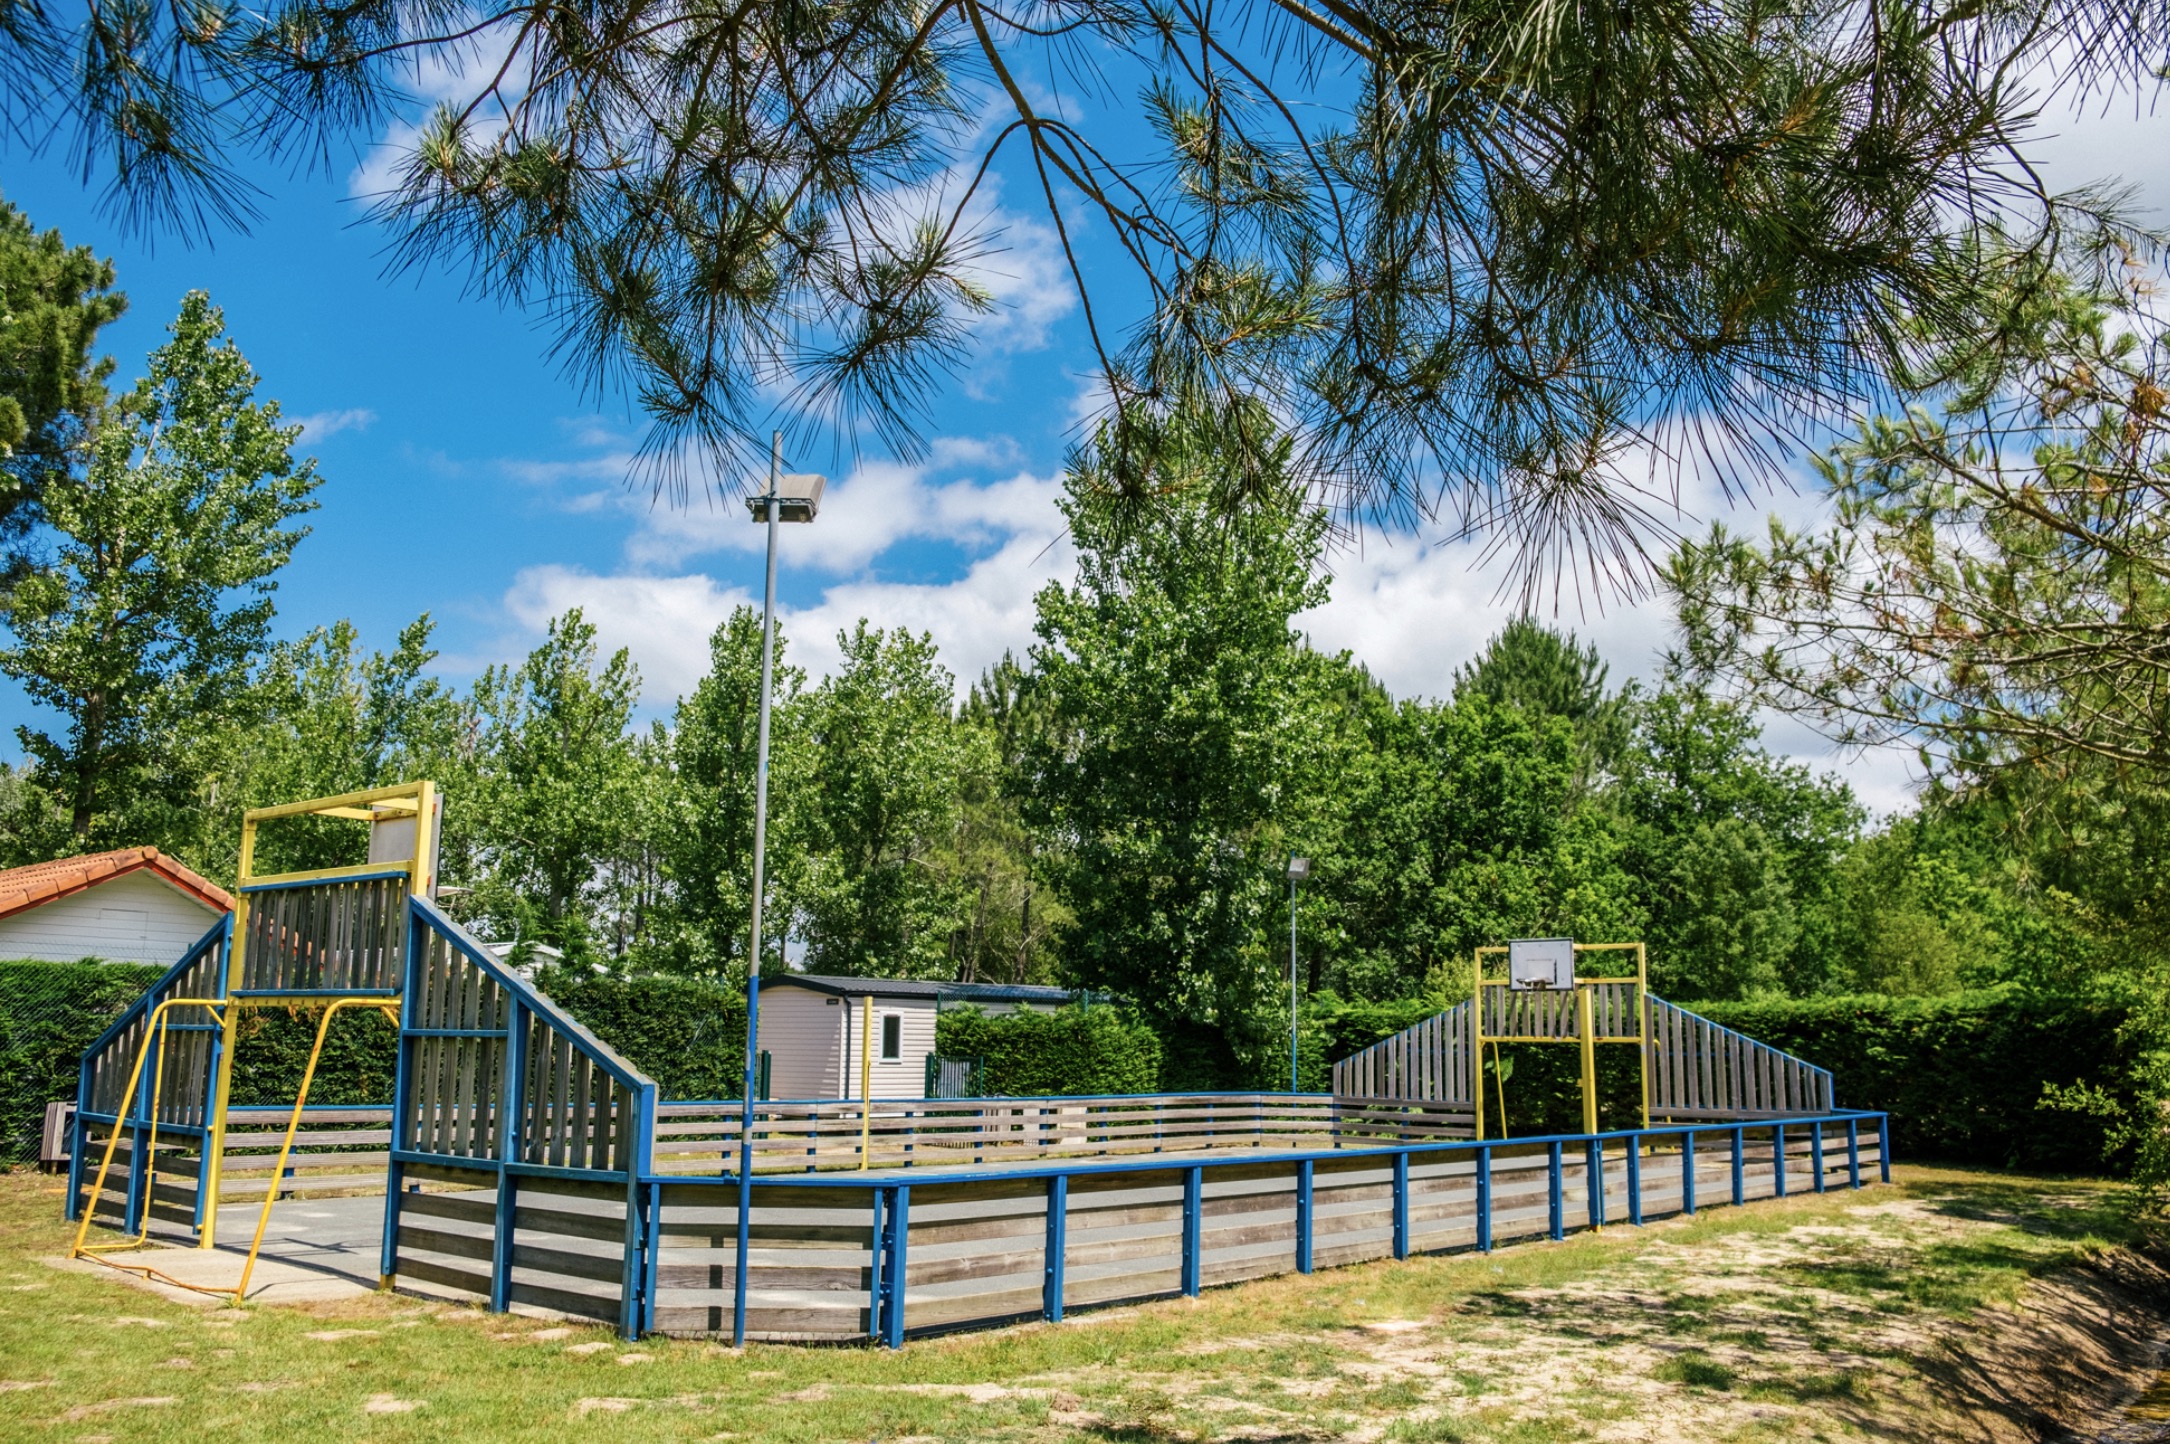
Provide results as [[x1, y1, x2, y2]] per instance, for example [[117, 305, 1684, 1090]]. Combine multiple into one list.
[[733, 432, 824, 1348], [1286, 856, 1310, 1094]]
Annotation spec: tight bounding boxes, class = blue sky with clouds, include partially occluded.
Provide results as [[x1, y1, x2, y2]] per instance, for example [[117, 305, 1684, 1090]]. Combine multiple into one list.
[[3, 60, 2167, 816]]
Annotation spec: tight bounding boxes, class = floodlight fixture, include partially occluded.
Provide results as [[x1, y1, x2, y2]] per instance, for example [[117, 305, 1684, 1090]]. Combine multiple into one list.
[[1286, 856, 1311, 882], [746, 472, 826, 523]]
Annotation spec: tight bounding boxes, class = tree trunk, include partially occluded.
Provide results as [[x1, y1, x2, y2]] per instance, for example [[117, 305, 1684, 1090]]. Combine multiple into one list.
[[71, 688, 105, 838]]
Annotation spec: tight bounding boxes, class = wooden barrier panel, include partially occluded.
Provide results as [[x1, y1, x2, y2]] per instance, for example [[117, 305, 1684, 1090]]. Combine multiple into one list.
[[645, 1093, 1466, 1175], [620, 1111, 1889, 1343], [240, 875, 408, 994], [652, 1182, 877, 1340]]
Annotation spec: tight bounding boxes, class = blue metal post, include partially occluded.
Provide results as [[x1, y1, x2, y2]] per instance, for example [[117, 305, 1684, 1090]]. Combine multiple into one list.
[[1476, 1146, 1493, 1251], [889, 1186, 910, 1347], [1295, 1160, 1314, 1273], [1043, 1174, 1067, 1322], [488, 994, 526, 1311], [1731, 1126, 1745, 1206], [383, 903, 425, 1283], [1548, 1141, 1564, 1240], [618, 1083, 656, 1339], [883, 1185, 909, 1348], [640, 1181, 662, 1334], [866, 1187, 886, 1344], [1391, 1152, 1410, 1260], [1586, 1139, 1604, 1230], [1846, 1119, 1861, 1189], [124, 1027, 155, 1235], [1811, 1122, 1825, 1193], [1773, 1124, 1787, 1199], [1626, 1136, 1642, 1226], [1181, 1166, 1202, 1296], [1683, 1129, 1697, 1215], [65, 1107, 87, 1222], [1879, 1114, 1891, 1183], [191, 917, 233, 1232]]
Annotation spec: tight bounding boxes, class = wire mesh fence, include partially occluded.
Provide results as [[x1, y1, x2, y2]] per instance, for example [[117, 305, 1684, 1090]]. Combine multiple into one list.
[[0, 958, 165, 1166]]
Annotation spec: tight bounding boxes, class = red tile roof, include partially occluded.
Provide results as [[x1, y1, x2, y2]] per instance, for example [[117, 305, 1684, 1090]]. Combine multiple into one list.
[[0, 847, 234, 922]]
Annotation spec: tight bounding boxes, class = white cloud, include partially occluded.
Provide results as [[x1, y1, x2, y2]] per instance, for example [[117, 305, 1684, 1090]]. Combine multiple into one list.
[[502, 566, 755, 703], [292, 408, 377, 441], [622, 449, 1064, 575], [495, 445, 1073, 707], [494, 424, 1920, 806]]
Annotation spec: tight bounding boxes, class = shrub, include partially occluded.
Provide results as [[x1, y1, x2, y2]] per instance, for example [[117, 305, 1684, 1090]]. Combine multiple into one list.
[[936, 1003, 1163, 1096], [0, 959, 166, 1163], [1683, 989, 2140, 1174], [530, 969, 748, 1100]]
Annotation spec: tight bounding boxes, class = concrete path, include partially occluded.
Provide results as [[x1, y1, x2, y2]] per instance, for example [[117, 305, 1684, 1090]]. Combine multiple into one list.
[[49, 1192, 388, 1308]]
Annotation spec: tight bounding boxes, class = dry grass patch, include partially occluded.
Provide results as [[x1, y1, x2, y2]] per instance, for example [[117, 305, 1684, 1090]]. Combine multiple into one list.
[[1, 1165, 2164, 1442]]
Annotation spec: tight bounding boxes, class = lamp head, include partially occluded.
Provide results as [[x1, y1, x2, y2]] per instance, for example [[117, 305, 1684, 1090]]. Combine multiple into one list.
[[747, 472, 826, 523], [1286, 856, 1311, 882]]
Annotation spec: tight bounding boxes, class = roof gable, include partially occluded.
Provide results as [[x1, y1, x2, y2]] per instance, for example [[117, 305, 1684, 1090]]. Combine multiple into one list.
[[763, 973, 1078, 1005], [0, 848, 234, 923]]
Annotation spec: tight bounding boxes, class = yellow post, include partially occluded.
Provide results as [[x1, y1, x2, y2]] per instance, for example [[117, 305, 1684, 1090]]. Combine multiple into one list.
[[1577, 983, 1599, 1137], [200, 813, 257, 1250], [1470, 948, 1485, 1142], [233, 998, 398, 1303], [1635, 942, 1651, 1132], [859, 995, 874, 1170]]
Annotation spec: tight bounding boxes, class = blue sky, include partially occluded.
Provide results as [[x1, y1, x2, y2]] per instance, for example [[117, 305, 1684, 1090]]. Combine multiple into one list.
[[3, 59, 2167, 816]]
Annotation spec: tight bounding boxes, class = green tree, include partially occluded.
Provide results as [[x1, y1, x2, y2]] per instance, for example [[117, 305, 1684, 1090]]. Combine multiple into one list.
[[1453, 618, 1632, 786], [464, 610, 647, 963], [183, 616, 468, 879], [798, 621, 973, 978], [1611, 688, 1862, 998], [0, 291, 319, 848], [661, 607, 808, 976], [1027, 415, 1332, 1072], [945, 652, 1070, 984], [12, 0, 2117, 573], [0, 199, 126, 556], [1302, 681, 1642, 1002], [1667, 278, 2170, 789]]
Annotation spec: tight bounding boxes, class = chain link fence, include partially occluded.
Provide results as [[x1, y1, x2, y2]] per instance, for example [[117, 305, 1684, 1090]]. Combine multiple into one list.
[[0, 958, 165, 1165]]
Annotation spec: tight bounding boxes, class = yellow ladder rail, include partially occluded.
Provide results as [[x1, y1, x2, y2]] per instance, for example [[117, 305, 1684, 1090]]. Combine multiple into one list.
[[69, 997, 242, 1300], [231, 998, 399, 1303], [71, 995, 399, 1307]]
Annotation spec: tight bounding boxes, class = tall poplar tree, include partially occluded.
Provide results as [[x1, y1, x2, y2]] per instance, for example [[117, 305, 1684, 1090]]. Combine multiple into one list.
[[0, 291, 318, 849]]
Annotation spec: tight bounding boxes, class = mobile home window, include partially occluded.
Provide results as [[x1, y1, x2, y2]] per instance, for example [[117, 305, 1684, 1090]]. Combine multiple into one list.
[[881, 1013, 902, 1060]]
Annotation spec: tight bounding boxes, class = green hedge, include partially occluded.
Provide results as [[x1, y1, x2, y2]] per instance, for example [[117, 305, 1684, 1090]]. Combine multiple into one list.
[[0, 959, 167, 1164], [1686, 990, 2141, 1174], [531, 969, 748, 1100], [936, 1004, 1163, 1096]]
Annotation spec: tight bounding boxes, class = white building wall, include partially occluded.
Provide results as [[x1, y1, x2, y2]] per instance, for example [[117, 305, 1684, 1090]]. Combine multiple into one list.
[[0, 871, 224, 965], [759, 987, 845, 1101], [850, 997, 936, 1101], [759, 987, 939, 1100]]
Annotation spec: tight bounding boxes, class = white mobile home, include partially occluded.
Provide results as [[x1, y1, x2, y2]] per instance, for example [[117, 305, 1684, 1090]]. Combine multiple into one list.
[[756, 975, 1075, 1100], [0, 848, 233, 965]]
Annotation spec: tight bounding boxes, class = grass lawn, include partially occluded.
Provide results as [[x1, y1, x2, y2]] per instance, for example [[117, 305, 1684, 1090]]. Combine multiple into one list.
[[0, 1164, 2158, 1441]]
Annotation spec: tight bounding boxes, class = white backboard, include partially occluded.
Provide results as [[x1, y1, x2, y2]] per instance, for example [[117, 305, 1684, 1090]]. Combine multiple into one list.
[[1508, 937, 1576, 991], [367, 793, 443, 899]]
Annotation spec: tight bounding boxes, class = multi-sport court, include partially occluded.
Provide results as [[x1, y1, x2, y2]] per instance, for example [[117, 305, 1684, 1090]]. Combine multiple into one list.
[[63, 781, 1889, 1344]]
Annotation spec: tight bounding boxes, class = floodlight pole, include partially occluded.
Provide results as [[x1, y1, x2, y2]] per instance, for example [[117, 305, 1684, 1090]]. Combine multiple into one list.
[[733, 430, 783, 1348], [1289, 874, 1299, 1093], [1287, 859, 1306, 1094]]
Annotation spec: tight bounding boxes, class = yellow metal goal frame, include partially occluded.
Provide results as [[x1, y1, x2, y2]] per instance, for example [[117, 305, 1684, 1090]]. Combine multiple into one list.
[[70, 781, 438, 1302], [1471, 941, 1649, 1141]]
